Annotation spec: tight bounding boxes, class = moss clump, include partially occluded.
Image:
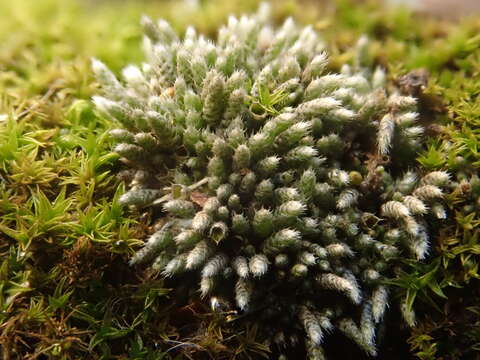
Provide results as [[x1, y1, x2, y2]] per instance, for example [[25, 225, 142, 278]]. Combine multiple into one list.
[[92, 5, 457, 358], [1, 0, 479, 358]]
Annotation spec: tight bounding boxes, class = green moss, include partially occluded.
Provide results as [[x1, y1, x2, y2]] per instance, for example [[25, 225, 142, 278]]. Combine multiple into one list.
[[0, 0, 269, 358], [0, 0, 479, 358]]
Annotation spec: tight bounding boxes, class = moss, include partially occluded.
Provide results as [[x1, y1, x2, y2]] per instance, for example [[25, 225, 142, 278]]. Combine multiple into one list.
[[0, 0, 479, 359]]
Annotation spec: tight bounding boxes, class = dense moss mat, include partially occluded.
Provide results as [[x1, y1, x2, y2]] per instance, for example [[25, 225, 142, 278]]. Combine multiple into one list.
[[0, 0, 478, 358]]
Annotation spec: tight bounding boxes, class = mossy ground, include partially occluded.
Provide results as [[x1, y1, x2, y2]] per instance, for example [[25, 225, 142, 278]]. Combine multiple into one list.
[[0, 0, 478, 359]]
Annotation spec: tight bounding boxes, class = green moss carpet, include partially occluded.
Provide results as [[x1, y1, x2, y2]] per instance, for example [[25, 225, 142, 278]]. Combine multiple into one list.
[[0, 0, 479, 359]]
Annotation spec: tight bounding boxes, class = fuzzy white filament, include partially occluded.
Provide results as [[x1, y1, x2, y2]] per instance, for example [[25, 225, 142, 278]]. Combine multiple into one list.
[[318, 273, 361, 304], [377, 114, 395, 155], [249, 254, 269, 277]]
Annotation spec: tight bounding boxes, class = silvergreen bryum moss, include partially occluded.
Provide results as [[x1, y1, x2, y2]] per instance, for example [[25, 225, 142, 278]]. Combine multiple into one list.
[[93, 4, 451, 358]]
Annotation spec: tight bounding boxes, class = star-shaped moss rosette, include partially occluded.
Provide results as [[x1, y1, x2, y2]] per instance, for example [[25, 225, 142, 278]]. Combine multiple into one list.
[[92, 5, 450, 358]]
